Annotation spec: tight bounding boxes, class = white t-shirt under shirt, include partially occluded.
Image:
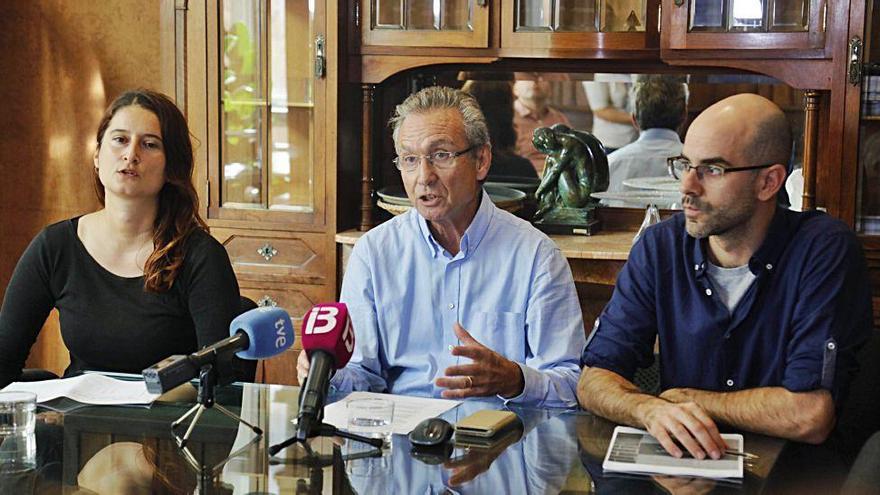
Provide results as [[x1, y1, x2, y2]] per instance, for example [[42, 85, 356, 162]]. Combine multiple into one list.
[[705, 261, 757, 314]]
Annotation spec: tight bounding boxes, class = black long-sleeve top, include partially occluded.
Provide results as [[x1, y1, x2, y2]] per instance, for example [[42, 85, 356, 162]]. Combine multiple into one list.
[[0, 217, 255, 387]]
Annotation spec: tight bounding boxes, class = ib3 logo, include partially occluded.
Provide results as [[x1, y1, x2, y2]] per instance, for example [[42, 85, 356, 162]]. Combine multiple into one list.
[[303, 305, 354, 353]]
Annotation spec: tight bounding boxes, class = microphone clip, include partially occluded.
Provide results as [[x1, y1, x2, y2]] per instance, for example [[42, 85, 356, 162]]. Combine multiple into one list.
[[170, 364, 263, 449]]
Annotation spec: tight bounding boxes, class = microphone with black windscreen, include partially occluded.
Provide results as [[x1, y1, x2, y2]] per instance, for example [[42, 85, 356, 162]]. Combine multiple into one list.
[[141, 306, 294, 449]]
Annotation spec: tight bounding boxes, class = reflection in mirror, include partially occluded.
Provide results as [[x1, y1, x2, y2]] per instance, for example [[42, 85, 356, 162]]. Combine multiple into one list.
[[447, 70, 805, 212]]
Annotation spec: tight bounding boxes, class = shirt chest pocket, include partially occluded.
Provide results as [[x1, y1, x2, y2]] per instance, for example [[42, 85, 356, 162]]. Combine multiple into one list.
[[472, 311, 526, 362]]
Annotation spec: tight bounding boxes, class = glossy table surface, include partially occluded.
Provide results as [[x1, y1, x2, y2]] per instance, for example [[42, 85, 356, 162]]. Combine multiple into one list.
[[2, 380, 795, 494]]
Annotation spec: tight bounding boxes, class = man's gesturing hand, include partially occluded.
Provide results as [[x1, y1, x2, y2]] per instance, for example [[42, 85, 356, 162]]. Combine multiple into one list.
[[637, 399, 727, 460], [435, 322, 525, 399]]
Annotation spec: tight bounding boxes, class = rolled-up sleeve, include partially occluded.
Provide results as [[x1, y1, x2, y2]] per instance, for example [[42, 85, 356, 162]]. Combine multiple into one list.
[[782, 230, 872, 400]]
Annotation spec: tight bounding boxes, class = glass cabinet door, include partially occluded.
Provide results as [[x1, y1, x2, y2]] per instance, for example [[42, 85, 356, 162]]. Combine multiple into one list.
[[514, 0, 647, 32], [214, 0, 325, 225], [663, 0, 824, 51], [502, 0, 657, 51], [362, 0, 491, 48], [856, 3, 880, 235], [689, 0, 809, 32]]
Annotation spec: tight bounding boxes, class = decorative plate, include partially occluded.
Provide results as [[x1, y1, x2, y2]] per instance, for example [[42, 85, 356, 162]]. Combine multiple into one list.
[[621, 176, 681, 192]]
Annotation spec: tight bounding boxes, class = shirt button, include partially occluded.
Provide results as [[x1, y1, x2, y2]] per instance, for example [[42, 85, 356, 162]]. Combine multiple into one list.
[[694, 264, 700, 271], [726, 379, 734, 387], [827, 342, 836, 350], [705, 288, 713, 296], [765, 263, 773, 270], [448, 303, 455, 310]]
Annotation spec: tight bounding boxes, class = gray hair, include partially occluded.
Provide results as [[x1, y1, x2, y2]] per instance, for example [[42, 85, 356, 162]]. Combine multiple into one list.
[[631, 75, 688, 131], [389, 86, 491, 151]]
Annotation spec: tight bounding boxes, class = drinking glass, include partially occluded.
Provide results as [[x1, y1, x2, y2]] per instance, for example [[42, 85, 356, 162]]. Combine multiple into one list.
[[0, 391, 37, 473]]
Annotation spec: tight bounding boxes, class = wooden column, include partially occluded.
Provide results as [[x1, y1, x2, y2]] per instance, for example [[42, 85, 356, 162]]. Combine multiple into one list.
[[360, 84, 375, 231], [801, 90, 820, 211]]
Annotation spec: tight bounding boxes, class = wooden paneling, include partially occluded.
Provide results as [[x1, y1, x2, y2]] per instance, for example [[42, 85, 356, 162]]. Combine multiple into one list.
[[0, 1, 174, 377]]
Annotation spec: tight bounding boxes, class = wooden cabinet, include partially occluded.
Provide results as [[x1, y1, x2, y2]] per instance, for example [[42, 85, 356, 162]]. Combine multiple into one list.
[[361, 0, 491, 48], [501, 0, 659, 51], [182, 0, 341, 385]]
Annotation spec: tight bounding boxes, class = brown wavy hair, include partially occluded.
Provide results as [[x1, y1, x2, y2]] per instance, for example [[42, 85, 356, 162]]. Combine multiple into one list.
[[94, 89, 208, 293]]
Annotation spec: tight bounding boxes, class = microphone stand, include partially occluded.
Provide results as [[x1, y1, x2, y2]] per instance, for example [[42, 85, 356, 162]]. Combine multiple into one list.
[[171, 364, 263, 449], [268, 421, 384, 456]]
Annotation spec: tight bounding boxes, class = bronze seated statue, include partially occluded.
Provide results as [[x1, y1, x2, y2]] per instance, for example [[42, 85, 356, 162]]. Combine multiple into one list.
[[532, 124, 609, 234]]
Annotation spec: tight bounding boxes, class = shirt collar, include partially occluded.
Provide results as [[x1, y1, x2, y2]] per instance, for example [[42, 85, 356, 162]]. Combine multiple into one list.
[[690, 205, 798, 278], [415, 188, 494, 259], [637, 128, 681, 144]]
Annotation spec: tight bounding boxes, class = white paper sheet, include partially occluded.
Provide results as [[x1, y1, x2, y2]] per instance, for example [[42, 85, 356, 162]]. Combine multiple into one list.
[[2, 374, 160, 405], [322, 391, 460, 435]]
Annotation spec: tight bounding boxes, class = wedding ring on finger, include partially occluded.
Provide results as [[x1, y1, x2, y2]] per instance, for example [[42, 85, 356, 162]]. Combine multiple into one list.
[[465, 376, 473, 389]]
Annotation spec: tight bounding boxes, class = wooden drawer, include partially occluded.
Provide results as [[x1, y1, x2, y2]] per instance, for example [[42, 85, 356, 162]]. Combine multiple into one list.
[[256, 348, 301, 386], [239, 284, 333, 386], [239, 285, 329, 346], [212, 229, 329, 285]]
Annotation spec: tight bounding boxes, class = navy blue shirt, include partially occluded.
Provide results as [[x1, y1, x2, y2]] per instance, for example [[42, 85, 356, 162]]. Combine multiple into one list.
[[582, 208, 872, 402]]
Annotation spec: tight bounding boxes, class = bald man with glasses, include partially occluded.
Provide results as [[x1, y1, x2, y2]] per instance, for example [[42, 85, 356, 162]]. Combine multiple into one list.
[[577, 93, 871, 459]]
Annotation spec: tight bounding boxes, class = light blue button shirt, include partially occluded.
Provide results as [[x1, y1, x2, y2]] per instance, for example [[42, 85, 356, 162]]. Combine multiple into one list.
[[331, 191, 585, 408], [606, 127, 682, 193]]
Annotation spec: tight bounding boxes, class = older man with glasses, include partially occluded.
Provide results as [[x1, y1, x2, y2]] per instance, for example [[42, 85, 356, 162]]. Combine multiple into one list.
[[577, 93, 871, 459], [297, 86, 585, 408]]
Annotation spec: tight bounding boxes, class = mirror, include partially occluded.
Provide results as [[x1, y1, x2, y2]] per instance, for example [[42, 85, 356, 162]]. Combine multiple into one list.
[[371, 69, 805, 232], [379, 70, 804, 214]]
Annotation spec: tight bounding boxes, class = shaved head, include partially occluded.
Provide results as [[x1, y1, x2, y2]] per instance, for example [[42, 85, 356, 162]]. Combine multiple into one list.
[[680, 93, 792, 244], [687, 93, 792, 168]]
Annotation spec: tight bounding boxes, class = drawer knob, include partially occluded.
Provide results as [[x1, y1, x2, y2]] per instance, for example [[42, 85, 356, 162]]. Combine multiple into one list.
[[257, 243, 278, 261], [257, 295, 278, 307]]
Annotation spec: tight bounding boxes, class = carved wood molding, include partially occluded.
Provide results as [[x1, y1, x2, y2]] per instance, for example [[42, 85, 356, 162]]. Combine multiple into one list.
[[360, 84, 375, 231], [802, 90, 820, 211]]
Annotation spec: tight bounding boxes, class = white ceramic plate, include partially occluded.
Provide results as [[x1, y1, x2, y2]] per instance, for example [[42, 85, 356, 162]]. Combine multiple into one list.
[[621, 176, 681, 192], [591, 190, 682, 207]]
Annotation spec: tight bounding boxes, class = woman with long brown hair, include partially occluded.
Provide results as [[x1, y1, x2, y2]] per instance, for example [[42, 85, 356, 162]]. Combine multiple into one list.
[[0, 89, 254, 387]]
